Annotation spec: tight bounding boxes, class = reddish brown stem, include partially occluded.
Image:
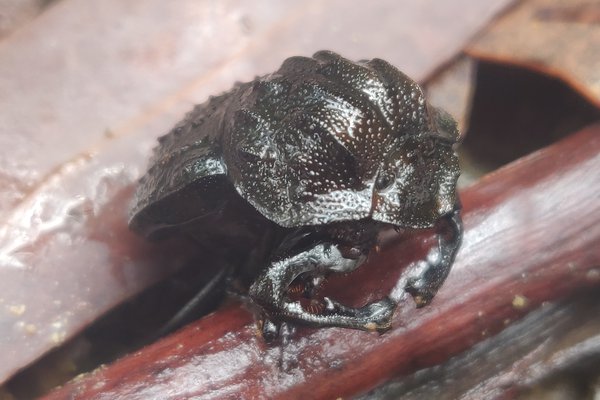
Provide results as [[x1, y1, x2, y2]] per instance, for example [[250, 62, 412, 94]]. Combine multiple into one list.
[[45, 124, 600, 400]]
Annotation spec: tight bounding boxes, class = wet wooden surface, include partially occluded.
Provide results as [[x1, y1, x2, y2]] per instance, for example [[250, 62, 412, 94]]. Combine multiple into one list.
[[45, 124, 600, 399], [360, 291, 600, 399], [0, 0, 515, 384]]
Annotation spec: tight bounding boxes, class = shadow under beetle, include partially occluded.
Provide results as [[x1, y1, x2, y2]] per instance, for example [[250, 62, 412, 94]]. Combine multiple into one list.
[[129, 51, 462, 341]]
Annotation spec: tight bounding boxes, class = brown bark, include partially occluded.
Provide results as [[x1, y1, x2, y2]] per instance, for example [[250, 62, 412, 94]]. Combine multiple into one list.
[[45, 125, 600, 399]]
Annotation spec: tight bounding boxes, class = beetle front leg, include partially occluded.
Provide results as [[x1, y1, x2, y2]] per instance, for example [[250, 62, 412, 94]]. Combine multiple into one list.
[[249, 243, 396, 340], [405, 202, 463, 307]]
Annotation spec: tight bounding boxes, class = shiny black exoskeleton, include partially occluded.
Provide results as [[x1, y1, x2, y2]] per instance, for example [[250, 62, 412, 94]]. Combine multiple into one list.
[[129, 51, 462, 340]]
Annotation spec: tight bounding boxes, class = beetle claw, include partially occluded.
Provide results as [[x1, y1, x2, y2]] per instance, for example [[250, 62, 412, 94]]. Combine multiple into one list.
[[260, 317, 281, 343]]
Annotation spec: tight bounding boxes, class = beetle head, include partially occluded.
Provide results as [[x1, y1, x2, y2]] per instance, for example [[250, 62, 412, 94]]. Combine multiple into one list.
[[224, 51, 460, 230]]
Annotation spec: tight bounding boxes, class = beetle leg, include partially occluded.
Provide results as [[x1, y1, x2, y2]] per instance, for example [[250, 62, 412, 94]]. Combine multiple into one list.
[[249, 243, 396, 338], [150, 264, 232, 341], [405, 201, 463, 307]]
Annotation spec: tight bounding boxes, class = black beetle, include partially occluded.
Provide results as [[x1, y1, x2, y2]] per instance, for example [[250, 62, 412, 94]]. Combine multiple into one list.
[[129, 51, 462, 341]]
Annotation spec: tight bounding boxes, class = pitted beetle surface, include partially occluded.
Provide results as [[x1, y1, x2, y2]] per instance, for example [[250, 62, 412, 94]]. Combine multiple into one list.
[[130, 51, 462, 340]]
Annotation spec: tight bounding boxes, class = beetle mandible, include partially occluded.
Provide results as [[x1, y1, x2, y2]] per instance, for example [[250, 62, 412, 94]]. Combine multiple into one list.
[[129, 51, 462, 341]]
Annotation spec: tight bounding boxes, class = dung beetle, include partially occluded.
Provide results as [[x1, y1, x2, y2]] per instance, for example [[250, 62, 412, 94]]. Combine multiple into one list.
[[129, 51, 462, 341]]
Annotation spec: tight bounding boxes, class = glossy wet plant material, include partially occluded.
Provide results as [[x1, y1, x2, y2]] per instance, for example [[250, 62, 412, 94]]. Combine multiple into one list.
[[45, 125, 600, 399]]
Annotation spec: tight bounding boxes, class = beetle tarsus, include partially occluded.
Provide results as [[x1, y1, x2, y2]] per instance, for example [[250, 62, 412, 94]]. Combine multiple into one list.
[[323, 296, 396, 332], [405, 203, 463, 307]]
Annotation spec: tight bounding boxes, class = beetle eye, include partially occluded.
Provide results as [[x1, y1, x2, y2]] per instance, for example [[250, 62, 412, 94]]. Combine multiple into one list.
[[375, 171, 395, 190]]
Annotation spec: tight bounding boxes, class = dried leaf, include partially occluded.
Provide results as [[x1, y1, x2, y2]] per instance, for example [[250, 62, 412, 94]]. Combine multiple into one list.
[[467, 0, 600, 108]]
